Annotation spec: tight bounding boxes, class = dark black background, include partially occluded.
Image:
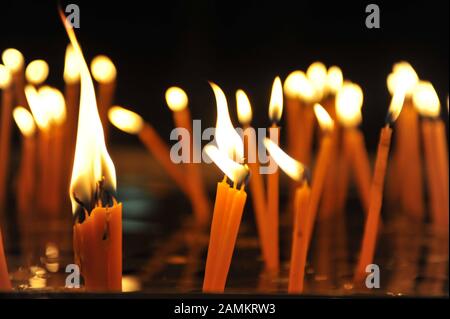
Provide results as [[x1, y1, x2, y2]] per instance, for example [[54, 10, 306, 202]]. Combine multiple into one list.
[[1, 0, 448, 149]]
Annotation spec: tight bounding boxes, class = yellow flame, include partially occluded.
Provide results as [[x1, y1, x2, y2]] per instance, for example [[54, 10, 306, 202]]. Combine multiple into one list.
[[64, 44, 81, 84], [204, 144, 248, 184], [326, 66, 343, 94], [263, 138, 305, 182], [307, 62, 327, 97], [38, 86, 66, 125], [25, 85, 51, 130], [1, 48, 24, 72], [388, 90, 405, 123], [336, 82, 363, 127], [165, 86, 188, 112], [108, 106, 144, 134], [412, 81, 440, 118], [0, 64, 11, 88], [60, 11, 117, 214], [90, 55, 116, 83], [387, 62, 418, 96], [236, 89, 252, 126], [268, 76, 283, 123], [13, 106, 36, 137], [314, 103, 334, 131], [210, 82, 244, 163], [25, 60, 49, 85], [283, 70, 317, 102]]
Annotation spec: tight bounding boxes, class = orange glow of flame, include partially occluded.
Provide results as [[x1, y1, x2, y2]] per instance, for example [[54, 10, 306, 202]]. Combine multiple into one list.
[[283, 70, 317, 102], [210, 82, 244, 163], [64, 44, 80, 84], [387, 90, 405, 123], [25, 60, 49, 85], [314, 103, 334, 131], [59, 10, 117, 214], [108, 106, 144, 135], [268, 76, 283, 123], [25, 84, 51, 131], [236, 89, 252, 126], [38, 86, 66, 126], [13, 106, 36, 137], [0, 64, 11, 89], [412, 81, 440, 118], [336, 82, 363, 127], [263, 138, 306, 182], [165, 86, 188, 112], [204, 144, 248, 184]]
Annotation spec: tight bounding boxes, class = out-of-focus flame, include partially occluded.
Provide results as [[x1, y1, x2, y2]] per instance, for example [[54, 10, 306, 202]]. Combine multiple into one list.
[[64, 44, 80, 84], [236, 89, 252, 126], [307, 62, 327, 97], [387, 62, 418, 96], [210, 82, 244, 163], [25, 60, 49, 85], [326, 66, 343, 94], [60, 10, 117, 214], [1, 48, 24, 72], [387, 90, 405, 124], [412, 81, 440, 118], [336, 82, 363, 127], [39, 86, 66, 125], [263, 138, 305, 182], [90, 55, 116, 83], [25, 85, 51, 130], [268, 76, 283, 123], [0, 64, 11, 88], [13, 106, 36, 137], [204, 144, 248, 184], [283, 70, 317, 102], [314, 103, 334, 131], [165, 86, 188, 112], [108, 106, 144, 134]]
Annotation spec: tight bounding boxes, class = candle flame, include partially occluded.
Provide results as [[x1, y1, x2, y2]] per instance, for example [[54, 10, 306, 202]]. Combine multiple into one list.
[[0, 64, 11, 88], [412, 81, 440, 118], [283, 70, 317, 102], [108, 106, 144, 134], [336, 82, 363, 127], [25, 85, 51, 130], [307, 62, 327, 98], [64, 44, 80, 84], [13, 106, 36, 137], [1, 48, 24, 72], [236, 89, 252, 125], [59, 10, 117, 215], [387, 62, 418, 96], [263, 138, 306, 182], [314, 103, 334, 131], [387, 90, 405, 124], [165, 86, 188, 112], [38, 86, 66, 125], [90, 55, 117, 84], [268, 76, 283, 123], [25, 60, 49, 85], [204, 144, 248, 185], [210, 82, 244, 163], [326, 66, 343, 94]]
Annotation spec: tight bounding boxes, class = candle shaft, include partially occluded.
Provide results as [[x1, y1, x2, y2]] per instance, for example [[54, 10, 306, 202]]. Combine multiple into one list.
[[0, 227, 10, 290], [0, 87, 13, 210]]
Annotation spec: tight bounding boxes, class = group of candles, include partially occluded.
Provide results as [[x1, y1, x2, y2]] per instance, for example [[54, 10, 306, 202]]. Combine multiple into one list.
[[0, 11, 448, 293]]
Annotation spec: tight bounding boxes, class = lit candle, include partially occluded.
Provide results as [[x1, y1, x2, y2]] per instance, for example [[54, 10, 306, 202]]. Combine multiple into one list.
[[108, 106, 193, 203], [305, 104, 334, 248], [25, 59, 49, 88], [61, 10, 122, 291], [413, 81, 448, 229], [165, 86, 210, 225], [0, 227, 11, 290], [236, 89, 270, 267], [2, 48, 27, 108], [263, 138, 310, 293], [13, 107, 36, 217], [91, 55, 116, 143], [0, 65, 13, 211], [266, 76, 283, 272], [335, 82, 371, 214], [354, 90, 404, 286]]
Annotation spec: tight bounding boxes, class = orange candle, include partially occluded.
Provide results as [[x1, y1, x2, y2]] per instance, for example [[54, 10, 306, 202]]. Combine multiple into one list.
[[354, 91, 403, 286], [0, 65, 13, 210], [202, 145, 248, 292], [236, 89, 270, 267], [165, 86, 210, 224], [108, 106, 192, 199], [305, 104, 334, 248], [266, 76, 283, 271], [91, 55, 116, 143], [0, 227, 11, 290], [61, 10, 122, 291], [413, 82, 448, 228], [2, 48, 27, 108]]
